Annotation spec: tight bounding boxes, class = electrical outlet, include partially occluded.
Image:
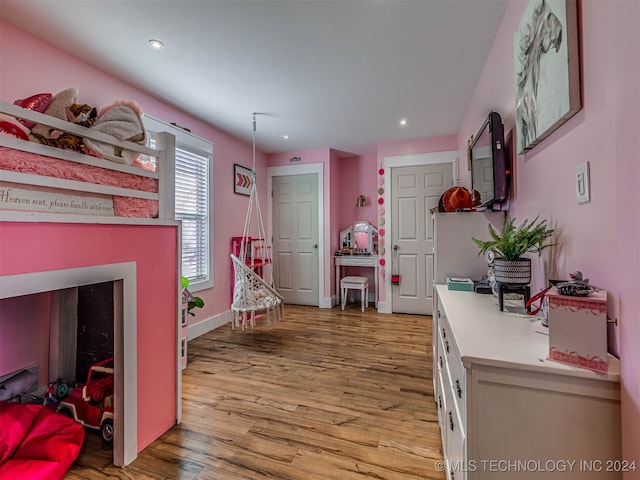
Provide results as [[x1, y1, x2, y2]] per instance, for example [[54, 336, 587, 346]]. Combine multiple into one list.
[[576, 162, 590, 204]]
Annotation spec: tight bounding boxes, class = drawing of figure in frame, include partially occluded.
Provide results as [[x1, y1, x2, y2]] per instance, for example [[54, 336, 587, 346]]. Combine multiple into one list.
[[514, 0, 580, 153]]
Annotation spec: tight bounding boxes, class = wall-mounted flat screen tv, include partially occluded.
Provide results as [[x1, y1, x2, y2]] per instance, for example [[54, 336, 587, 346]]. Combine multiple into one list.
[[471, 111, 509, 208]]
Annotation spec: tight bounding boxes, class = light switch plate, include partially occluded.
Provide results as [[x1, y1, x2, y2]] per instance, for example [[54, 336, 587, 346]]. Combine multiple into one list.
[[576, 162, 590, 204]]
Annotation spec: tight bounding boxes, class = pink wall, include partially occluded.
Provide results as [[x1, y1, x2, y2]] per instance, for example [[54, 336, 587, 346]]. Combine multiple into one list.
[[377, 135, 459, 163], [0, 20, 267, 328], [334, 152, 378, 289], [0, 293, 51, 386], [337, 154, 378, 229], [0, 222, 179, 452], [458, 1, 640, 471], [328, 149, 341, 297]]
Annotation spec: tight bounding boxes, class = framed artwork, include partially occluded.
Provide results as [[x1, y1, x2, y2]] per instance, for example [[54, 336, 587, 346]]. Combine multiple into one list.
[[234, 164, 254, 196], [514, 0, 580, 154]]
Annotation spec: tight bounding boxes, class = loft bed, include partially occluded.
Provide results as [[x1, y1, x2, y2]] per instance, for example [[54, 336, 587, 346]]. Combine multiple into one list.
[[0, 100, 176, 222]]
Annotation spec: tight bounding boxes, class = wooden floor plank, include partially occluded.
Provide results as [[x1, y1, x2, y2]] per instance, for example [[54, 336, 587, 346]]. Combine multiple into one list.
[[67, 305, 445, 479]]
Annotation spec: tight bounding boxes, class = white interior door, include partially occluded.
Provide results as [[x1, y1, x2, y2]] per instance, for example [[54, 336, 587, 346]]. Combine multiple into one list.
[[391, 164, 452, 314], [272, 174, 319, 306]]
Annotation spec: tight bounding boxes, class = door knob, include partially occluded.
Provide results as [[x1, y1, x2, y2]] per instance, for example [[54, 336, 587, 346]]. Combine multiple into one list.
[[313, 244, 318, 249]]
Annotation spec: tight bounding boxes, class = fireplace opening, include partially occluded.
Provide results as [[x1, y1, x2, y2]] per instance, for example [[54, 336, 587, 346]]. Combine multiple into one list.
[[1, 281, 116, 460], [0, 262, 138, 466]]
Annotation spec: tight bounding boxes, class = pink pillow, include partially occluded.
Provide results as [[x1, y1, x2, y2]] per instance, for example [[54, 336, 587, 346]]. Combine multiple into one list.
[[13, 93, 53, 129]]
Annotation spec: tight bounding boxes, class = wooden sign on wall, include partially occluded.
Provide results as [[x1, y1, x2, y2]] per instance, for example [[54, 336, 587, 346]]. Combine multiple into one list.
[[0, 182, 115, 215]]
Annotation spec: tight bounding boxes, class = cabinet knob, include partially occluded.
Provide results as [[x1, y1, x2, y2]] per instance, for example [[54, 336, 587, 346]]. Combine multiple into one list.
[[439, 356, 443, 368], [442, 327, 446, 339], [445, 340, 450, 354], [456, 379, 462, 398], [438, 310, 441, 318], [449, 411, 454, 431], [438, 395, 442, 410]]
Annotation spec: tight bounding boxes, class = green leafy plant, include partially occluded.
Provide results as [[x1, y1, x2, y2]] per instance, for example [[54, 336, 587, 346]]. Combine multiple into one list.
[[472, 215, 555, 261], [182, 276, 204, 315]]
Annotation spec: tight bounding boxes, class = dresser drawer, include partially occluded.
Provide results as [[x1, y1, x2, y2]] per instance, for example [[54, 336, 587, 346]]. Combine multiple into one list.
[[444, 376, 466, 480], [436, 369, 447, 435], [446, 358, 466, 429], [439, 314, 466, 429]]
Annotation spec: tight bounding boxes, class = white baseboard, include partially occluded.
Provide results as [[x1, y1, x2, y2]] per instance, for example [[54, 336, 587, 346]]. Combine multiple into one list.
[[377, 301, 390, 314], [320, 297, 334, 309], [187, 310, 230, 340]]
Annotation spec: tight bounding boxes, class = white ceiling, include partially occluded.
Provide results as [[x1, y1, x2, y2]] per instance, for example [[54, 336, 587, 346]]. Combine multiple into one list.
[[0, 0, 508, 155]]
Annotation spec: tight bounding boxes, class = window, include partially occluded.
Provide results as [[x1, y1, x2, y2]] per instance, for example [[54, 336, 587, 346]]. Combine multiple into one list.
[[144, 115, 213, 290]]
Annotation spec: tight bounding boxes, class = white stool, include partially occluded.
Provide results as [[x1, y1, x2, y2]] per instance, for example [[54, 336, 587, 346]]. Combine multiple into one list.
[[340, 276, 369, 312]]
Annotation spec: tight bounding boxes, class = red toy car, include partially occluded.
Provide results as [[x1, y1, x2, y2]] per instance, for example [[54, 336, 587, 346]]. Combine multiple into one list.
[[56, 358, 115, 446]]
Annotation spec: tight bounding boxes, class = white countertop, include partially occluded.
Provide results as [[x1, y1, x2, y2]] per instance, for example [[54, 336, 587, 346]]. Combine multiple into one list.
[[436, 284, 620, 382]]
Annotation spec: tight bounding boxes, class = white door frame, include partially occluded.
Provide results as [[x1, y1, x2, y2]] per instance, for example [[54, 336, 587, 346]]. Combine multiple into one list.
[[380, 151, 458, 314], [267, 163, 326, 308]]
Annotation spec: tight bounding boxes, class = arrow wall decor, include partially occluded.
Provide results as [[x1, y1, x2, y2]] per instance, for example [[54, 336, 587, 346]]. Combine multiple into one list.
[[234, 164, 254, 196]]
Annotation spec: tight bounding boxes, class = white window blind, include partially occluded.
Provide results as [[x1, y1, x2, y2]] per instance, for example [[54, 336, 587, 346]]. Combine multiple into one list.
[[144, 115, 213, 290]]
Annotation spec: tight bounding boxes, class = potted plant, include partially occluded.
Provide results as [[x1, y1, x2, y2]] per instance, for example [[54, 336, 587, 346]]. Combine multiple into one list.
[[182, 276, 204, 315], [472, 215, 555, 285]]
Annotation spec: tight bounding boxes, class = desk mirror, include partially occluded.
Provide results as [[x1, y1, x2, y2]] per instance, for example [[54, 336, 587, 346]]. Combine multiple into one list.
[[340, 220, 378, 255]]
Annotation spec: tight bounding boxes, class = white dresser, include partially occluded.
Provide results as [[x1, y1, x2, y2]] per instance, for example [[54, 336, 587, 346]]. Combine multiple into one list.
[[434, 285, 622, 480], [431, 211, 504, 393]]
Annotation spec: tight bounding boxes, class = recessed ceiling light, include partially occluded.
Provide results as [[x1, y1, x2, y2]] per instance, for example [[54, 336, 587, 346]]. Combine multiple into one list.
[[399, 119, 408, 126], [148, 39, 165, 49], [282, 134, 289, 140]]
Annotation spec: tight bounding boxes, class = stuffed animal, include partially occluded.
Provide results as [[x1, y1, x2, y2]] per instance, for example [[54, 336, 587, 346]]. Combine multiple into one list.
[[29, 87, 78, 140], [31, 103, 97, 152], [83, 100, 147, 165]]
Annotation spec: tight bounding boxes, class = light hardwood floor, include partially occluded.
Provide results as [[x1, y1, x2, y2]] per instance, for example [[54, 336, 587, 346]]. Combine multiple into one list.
[[67, 304, 446, 479]]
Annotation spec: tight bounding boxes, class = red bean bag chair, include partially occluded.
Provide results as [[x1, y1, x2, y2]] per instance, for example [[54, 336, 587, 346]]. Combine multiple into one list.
[[0, 401, 84, 480]]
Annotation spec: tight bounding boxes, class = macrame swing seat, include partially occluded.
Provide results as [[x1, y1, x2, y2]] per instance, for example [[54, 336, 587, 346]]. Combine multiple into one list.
[[230, 113, 284, 330], [230, 254, 284, 329]]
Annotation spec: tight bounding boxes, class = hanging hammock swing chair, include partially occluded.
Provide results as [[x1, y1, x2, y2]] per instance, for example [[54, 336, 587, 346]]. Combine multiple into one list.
[[230, 114, 284, 329]]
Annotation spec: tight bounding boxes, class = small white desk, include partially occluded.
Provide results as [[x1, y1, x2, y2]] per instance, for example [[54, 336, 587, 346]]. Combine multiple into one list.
[[334, 255, 378, 309]]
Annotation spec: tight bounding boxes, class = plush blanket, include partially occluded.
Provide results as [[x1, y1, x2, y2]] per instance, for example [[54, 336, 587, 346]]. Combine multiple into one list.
[[0, 145, 159, 217]]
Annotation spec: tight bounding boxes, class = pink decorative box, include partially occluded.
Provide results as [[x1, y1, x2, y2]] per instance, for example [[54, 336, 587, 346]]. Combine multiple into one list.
[[546, 286, 608, 373]]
